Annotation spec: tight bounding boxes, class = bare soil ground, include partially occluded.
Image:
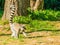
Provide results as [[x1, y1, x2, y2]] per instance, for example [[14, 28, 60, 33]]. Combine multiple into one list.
[[0, 24, 60, 45]]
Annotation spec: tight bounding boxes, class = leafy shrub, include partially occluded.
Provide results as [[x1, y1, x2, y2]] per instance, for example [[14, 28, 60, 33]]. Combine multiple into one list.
[[0, 0, 5, 10], [13, 16, 32, 24], [28, 10, 60, 21]]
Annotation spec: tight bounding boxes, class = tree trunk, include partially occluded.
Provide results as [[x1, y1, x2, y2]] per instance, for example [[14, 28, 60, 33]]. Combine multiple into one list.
[[17, 0, 30, 16], [2, 0, 44, 20], [2, 0, 30, 20], [2, 0, 18, 20], [30, 0, 44, 11]]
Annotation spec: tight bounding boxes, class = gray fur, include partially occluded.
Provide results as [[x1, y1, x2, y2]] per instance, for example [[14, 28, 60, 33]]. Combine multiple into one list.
[[9, 4, 27, 38]]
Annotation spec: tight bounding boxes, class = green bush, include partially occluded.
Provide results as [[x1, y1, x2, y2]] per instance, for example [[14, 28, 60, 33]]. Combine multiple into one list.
[[13, 10, 60, 22], [13, 16, 32, 24], [28, 10, 60, 21], [0, 0, 5, 10]]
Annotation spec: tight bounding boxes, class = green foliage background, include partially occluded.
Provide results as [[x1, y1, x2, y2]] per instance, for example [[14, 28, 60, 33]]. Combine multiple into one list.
[[44, 0, 60, 10], [0, 0, 5, 10]]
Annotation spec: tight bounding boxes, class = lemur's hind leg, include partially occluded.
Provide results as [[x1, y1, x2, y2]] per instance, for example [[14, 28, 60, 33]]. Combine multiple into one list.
[[22, 32, 27, 37], [21, 27, 27, 37]]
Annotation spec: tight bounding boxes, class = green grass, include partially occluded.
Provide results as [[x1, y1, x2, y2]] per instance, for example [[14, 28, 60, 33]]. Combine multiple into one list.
[[26, 21, 58, 32], [0, 20, 9, 25]]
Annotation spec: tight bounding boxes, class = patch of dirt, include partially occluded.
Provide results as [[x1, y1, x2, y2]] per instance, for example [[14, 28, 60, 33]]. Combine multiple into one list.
[[55, 23, 60, 29], [28, 31, 52, 37], [0, 24, 60, 45]]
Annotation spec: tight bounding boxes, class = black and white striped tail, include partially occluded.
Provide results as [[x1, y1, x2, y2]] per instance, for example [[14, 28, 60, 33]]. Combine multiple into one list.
[[9, 4, 15, 24]]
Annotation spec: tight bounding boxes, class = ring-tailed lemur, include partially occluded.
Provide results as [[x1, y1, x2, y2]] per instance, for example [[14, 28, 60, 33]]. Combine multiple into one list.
[[9, 4, 27, 38]]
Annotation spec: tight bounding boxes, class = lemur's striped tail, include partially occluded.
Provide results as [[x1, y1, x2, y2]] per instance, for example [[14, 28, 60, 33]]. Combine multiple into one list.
[[9, 4, 15, 24]]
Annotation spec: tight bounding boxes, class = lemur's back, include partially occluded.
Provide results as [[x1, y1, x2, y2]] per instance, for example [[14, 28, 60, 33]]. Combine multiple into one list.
[[13, 23, 25, 30]]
